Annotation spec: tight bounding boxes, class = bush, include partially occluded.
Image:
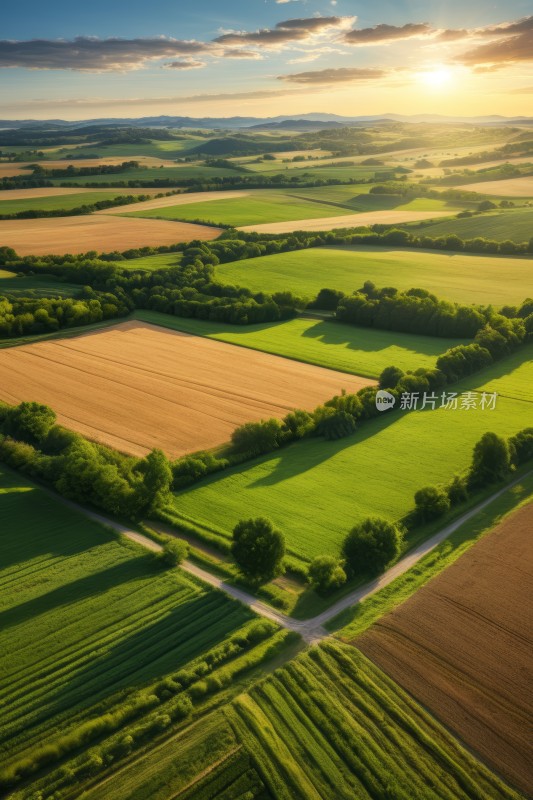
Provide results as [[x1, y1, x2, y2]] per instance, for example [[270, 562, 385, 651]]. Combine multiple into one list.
[[157, 539, 189, 567], [308, 287, 345, 310], [231, 418, 283, 456], [508, 428, 533, 466], [447, 474, 469, 505], [414, 485, 451, 522], [308, 555, 347, 595], [231, 517, 285, 583], [342, 517, 402, 577], [379, 365, 404, 389], [314, 407, 357, 440], [469, 432, 511, 487]]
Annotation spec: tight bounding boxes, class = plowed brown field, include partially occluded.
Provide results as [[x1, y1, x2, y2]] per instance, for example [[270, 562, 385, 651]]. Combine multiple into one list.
[[358, 501, 533, 795], [0, 321, 373, 457], [0, 215, 221, 255]]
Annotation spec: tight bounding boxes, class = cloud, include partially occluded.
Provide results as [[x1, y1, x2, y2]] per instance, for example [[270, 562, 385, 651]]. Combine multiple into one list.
[[278, 66, 386, 84], [221, 49, 263, 59], [435, 29, 470, 42], [0, 36, 214, 71], [162, 59, 206, 70], [343, 23, 432, 45], [3, 86, 322, 112], [455, 16, 533, 69], [214, 16, 354, 48]]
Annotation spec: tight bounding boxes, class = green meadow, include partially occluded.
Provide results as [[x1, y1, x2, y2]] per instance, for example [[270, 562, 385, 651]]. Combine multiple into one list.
[[405, 207, 533, 242], [215, 245, 533, 305], [0, 272, 80, 297], [124, 192, 352, 226], [0, 191, 148, 214], [135, 310, 464, 379], [171, 348, 533, 563], [49, 164, 240, 185]]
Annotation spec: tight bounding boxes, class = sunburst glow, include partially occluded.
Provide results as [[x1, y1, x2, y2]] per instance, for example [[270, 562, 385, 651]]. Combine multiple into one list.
[[418, 67, 453, 89]]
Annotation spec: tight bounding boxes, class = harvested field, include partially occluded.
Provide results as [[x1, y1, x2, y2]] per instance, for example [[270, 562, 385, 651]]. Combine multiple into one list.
[[100, 189, 249, 215], [459, 175, 533, 196], [0, 164, 27, 178], [238, 209, 452, 234], [357, 501, 533, 796], [0, 187, 162, 202], [0, 320, 373, 457], [0, 215, 221, 255]]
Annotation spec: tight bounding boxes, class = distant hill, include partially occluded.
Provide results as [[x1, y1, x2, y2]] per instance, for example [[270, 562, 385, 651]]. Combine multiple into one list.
[[1, 113, 532, 132]]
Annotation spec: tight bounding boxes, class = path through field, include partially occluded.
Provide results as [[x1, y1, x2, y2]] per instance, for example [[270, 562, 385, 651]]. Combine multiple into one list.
[[37, 473, 529, 643]]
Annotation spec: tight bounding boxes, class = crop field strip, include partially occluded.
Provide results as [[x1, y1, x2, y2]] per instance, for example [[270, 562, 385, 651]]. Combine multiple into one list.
[[135, 311, 465, 379], [215, 245, 533, 305], [227, 642, 519, 800], [402, 207, 533, 242], [0, 215, 221, 256], [236, 209, 453, 234], [458, 175, 533, 196], [357, 500, 533, 796], [0, 320, 373, 458], [0, 191, 157, 214], [171, 347, 533, 563], [0, 465, 258, 790]]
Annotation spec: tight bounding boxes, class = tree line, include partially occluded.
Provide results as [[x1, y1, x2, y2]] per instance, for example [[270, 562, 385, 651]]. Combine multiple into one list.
[[0, 401, 173, 519]]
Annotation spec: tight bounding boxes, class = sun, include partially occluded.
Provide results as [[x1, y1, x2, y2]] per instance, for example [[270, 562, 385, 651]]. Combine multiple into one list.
[[418, 67, 453, 89]]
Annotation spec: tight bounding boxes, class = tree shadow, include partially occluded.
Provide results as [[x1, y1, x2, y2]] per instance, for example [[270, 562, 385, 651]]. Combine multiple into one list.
[[300, 319, 458, 357], [0, 556, 155, 631], [0, 477, 115, 571], [246, 408, 403, 489]]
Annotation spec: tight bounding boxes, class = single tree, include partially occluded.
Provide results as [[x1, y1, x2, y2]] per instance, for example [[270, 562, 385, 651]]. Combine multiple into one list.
[[231, 517, 285, 583], [343, 517, 402, 577], [469, 432, 510, 486], [379, 365, 404, 390], [414, 485, 451, 522], [508, 428, 533, 466], [157, 539, 189, 568]]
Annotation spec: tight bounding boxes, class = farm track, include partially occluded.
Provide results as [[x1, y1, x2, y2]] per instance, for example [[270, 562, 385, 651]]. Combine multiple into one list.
[[37, 473, 530, 643]]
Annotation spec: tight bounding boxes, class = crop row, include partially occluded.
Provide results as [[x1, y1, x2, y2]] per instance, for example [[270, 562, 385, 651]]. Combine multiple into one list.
[[228, 642, 520, 800]]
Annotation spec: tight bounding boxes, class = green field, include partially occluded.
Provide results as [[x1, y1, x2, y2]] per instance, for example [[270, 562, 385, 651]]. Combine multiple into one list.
[[215, 245, 533, 305], [0, 191, 149, 214], [0, 466, 288, 795], [125, 192, 354, 226], [80, 712, 272, 800], [49, 164, 240, 185], [44, 138, 210, 160], [0, 272, 80, 297], [170, 348, 533, 563], [136, 311, 464, 379], [126, 190, 462, 227], [116, 251, 183, 270], [405, 207, 533, 242], [228, 642, 519, 800]]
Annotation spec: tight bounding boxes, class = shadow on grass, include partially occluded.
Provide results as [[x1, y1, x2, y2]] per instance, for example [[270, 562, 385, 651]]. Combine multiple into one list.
[[246, 408, 402, 489], [0, 556, 155, 631]]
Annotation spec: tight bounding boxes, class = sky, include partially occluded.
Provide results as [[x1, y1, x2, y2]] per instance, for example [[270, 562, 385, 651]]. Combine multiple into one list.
[[1, 0, 533, 119]]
